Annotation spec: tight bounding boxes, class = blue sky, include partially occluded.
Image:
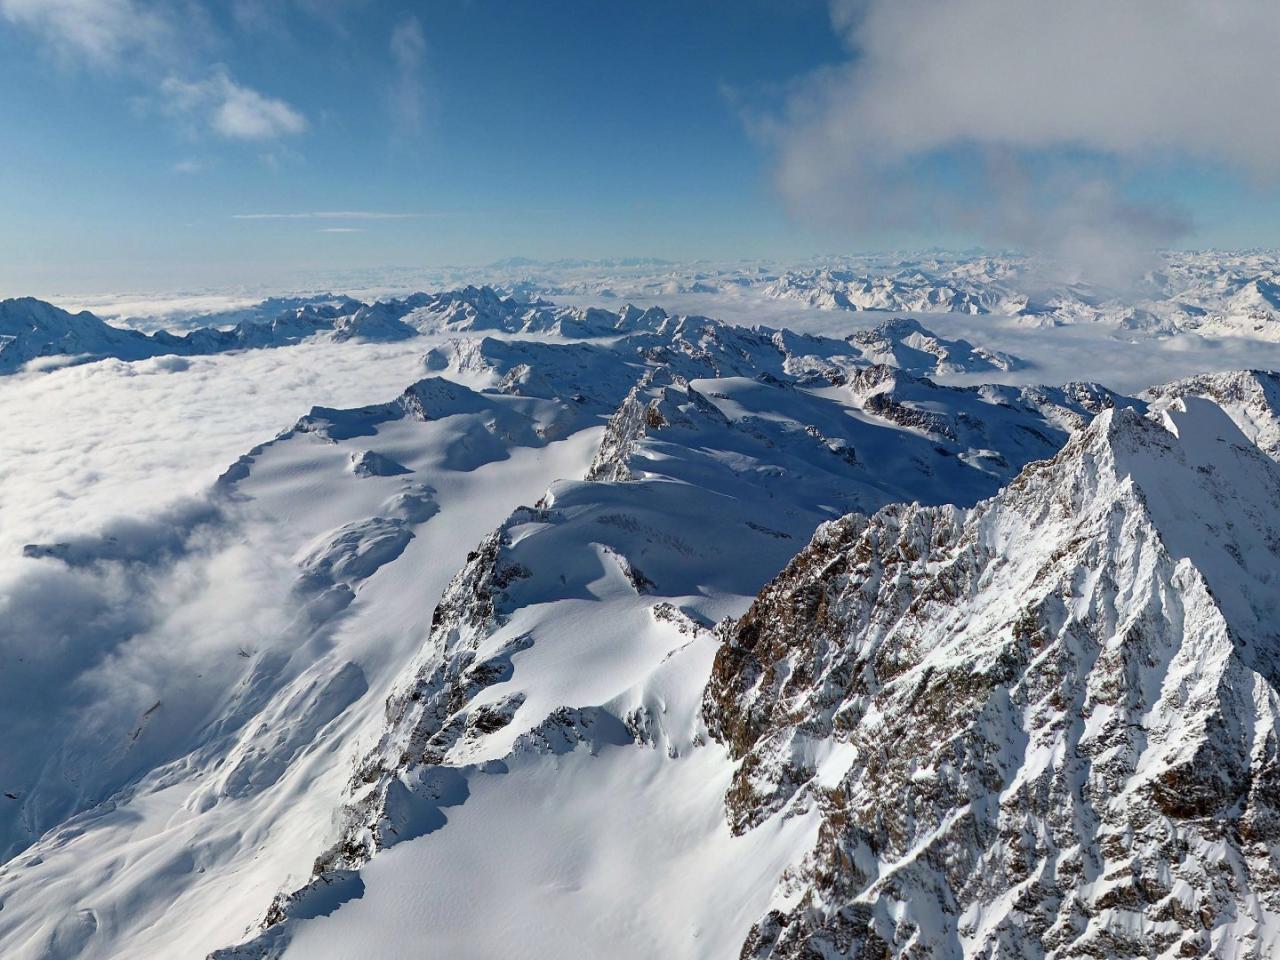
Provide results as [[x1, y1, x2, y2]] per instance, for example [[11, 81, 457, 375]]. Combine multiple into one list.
[[2, 0, 1279, 291], [0, 0, 848, 290]]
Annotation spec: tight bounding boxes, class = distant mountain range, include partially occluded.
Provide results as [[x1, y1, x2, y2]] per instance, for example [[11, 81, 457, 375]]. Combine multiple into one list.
[[14, 252, 1280, 380]]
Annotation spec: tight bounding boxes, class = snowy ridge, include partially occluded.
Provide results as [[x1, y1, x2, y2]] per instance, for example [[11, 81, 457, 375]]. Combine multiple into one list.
[[845, 317, 1024, 374], [456, 250, 1280, 339], [705, 391, 1280, 958], [0, 287, 534, 374], [39, 250, 1280, 364], [752, 251, 1280, 337], [1143, 369, 1280, 460]]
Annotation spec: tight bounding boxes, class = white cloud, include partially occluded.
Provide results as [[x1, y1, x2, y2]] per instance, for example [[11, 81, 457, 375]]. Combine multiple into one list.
[[3, 1, 305, 143], [162, 68, 307, 140], [232, 211, 427, 220], [771, 0, 1280, 276], [389, 14, 428, 134], [0, 0, 174, 66], [831, 0, 1280, 172]]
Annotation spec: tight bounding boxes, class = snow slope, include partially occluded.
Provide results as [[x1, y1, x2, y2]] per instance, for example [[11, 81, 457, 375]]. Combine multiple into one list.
[[0, 372, 605, 958]]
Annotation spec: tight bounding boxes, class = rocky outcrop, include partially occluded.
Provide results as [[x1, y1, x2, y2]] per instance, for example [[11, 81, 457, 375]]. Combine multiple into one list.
[[707, 401, 1280, 959], [585, 367, 697, 481], [314, 514, 538, 875]]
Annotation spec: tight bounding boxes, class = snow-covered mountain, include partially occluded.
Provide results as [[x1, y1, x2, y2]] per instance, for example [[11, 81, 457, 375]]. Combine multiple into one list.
[[0, 297, 159, 372], [706, 392, 1280, 957], [4, 272, 1280, 959], [3, 284, 1034, 384], [22, 248, 1280, 379], [0, 288, 536, 374], [196, 332, 1128, 960], [757, 251, 1280, 337], [404, 249, 1280, 340]]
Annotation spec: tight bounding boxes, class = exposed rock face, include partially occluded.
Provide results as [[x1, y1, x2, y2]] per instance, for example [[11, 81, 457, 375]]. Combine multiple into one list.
[[584, 367, 720, 482], [315, 514, 537, 875], [706, 399, 1280, 959]]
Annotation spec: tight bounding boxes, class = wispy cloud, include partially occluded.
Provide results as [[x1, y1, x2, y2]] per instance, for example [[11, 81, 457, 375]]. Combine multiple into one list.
[[233, 211, 432, 220], [2, 0, 306, 143], [162, 68, 306, 140], [389, 14, 429, 134], [0, 0, 178, 67], [318, 227, 364, 233]]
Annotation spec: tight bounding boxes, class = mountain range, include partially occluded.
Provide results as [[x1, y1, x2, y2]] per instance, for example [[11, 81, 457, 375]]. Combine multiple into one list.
[[2, 277, 1280, 958]]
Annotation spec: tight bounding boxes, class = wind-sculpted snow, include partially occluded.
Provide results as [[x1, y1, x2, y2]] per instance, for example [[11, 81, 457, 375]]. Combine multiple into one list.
[[295, 518, 415, 592], [705, 397, 1280, 959]]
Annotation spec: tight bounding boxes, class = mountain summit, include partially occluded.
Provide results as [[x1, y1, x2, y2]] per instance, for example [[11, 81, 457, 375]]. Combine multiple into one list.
[[707, 393, 1280, 958]]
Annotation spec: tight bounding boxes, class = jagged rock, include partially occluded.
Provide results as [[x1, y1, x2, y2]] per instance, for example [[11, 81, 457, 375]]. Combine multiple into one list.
[[348, 451, 411, 478], [706, 399, 1280, 958], [585, 367, 694, 481], [311, 516, 537, 875]]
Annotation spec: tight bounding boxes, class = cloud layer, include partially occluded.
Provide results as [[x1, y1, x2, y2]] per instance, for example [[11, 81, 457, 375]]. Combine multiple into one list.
[[771, 0, 1280, 278], [0, 337, 431, 855]]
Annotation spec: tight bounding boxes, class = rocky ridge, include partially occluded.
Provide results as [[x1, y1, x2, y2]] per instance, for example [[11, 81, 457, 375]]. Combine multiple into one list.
[[704, 391, 1280, 958]]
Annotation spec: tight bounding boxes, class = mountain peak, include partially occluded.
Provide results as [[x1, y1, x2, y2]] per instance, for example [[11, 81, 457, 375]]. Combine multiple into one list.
[[707, 384, 1280, 959]]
